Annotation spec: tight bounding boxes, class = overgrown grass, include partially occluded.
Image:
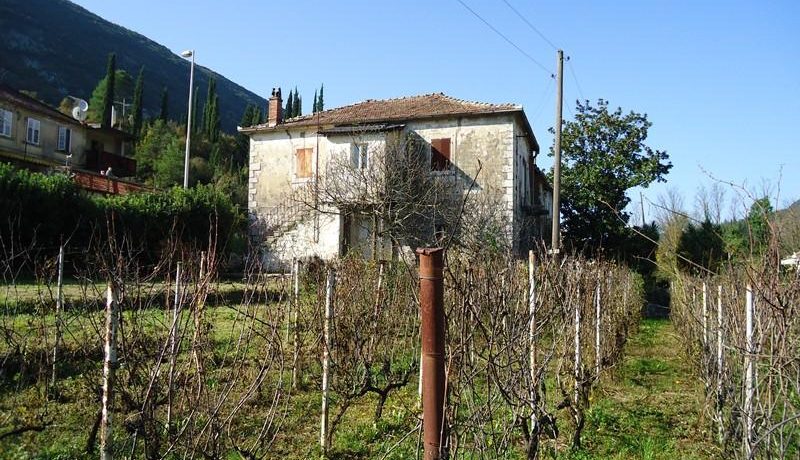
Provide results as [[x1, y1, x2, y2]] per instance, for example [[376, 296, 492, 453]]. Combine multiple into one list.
[[558, 319, 719, 459]]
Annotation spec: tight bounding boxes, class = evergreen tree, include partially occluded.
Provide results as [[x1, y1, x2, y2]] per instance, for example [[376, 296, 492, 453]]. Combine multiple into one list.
[[285, 89, 294, 119], [240, 104, 254, 128], [318, 84, 324, 111], [203, 78, 218, 137], [293, 88, 301, 117], [159, 86, 169, 121], [252, 107, 263, 125], [131, 66, 145, 138], [101, 53, 116, 128], [191, 86, 200, 133], [208, 94, 220, 143], [313, 90, 318, 113]]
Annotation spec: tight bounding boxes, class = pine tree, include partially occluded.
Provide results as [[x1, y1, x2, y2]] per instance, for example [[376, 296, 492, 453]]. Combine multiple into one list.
[[131, 66, 145, 138], [318, 84, 324, 112], [159, 86, 169, 121], [253, 107, 263, 125], [101, 53, 116, 128], [285, 89, 294, 120], [313, 90, 318, 113]]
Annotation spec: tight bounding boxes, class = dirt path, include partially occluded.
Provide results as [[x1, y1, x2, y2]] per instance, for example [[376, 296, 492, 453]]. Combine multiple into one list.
[[573, 319, 719, 459]]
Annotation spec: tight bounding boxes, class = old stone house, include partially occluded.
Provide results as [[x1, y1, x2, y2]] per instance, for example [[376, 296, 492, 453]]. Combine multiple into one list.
[[240, 88, 551, 267]]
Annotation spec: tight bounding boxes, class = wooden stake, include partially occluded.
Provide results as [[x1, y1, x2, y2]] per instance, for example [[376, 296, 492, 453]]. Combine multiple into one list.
[[100, 283, 118, 460], [320, 268, 335, 454], [52, 244, 64, 387]]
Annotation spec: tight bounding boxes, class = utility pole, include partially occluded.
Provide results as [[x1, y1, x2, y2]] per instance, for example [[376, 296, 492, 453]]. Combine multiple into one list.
[[640, 191, 646, 227], [550, 50, 564, 257]]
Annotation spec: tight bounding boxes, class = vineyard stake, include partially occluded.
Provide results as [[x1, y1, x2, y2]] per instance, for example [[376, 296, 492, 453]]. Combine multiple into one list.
[[744, 284, 755, 459], [52, 244, 64, 387], [574, 286, 582, 407], [100, 283, 118, 460], [527, 250, 539, 456], [595, 279, 601, 379], [292, 258, 301, 390], [716, 284, 724, 444], [417, 248, 446, 460], [320, 267, 335, 454]]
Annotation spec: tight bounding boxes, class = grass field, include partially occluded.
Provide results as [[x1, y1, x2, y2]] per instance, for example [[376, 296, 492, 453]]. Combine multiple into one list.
[[563, 319, 719, 459]]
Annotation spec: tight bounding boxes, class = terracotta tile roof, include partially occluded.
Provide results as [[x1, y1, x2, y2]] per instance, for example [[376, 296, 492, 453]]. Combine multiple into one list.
[[242, 93, 522, 132]]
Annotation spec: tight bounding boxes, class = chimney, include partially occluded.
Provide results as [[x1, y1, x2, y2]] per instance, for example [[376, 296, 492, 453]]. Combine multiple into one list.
[[268, 87, 282, 127]]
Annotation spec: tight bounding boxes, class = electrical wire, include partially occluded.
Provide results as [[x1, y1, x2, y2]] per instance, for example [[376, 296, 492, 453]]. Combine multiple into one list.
[[567, 59, 587, 102], [499, 0, 559, 51], [454, 0, 552, 75]]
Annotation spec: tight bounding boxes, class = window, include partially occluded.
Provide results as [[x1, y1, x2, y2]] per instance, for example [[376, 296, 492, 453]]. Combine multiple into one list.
[[26, 118, 40, 145], [57, 126, 71, 152], [431, 138, 451, 171], [295, 148, 313, 178], [0, 108, 12, 137], [350, 143, 368, 169]]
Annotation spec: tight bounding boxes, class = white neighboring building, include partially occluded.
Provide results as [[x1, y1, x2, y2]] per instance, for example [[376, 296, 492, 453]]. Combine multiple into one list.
[[240, 88, 551, 268]]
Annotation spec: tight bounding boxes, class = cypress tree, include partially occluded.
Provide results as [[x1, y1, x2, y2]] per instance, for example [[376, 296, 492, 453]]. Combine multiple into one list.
[[240, 104, 254, 128], [293, 88, 300, 117], [318, 84, 324, 112], [101, 53, 116, 128], [131, 66, 145, 137], [253, 107, 263, 125], [209, 94, 220, 143], [159, 86, 169, 121], [313, 90, 318, 113], [191, 86, 200, 133], [203, 78, 217, 138], [285, 89, 294, 120]]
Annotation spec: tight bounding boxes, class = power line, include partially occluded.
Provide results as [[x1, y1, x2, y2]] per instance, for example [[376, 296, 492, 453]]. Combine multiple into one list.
[[454, 0, 552, 75], [499, 0, 559, 51], [567, 59, 586, 102]]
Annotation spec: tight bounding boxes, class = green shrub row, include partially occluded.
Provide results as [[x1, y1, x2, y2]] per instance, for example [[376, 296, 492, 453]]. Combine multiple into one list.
[[0, 162, 244, 265]]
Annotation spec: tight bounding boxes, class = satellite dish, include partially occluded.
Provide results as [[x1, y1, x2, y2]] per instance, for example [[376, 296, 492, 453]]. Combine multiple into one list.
[[72, 106, 88, 121], [70, 97, 89, 121]]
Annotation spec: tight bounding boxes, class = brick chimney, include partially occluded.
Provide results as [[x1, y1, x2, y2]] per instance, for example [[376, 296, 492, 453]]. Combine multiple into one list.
[[268, 87, 282, 127]]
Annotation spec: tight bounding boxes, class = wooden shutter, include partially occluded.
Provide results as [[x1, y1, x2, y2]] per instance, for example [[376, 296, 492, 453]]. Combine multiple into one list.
[[431, 138, 451, 171], [296, 148, 313, 178]]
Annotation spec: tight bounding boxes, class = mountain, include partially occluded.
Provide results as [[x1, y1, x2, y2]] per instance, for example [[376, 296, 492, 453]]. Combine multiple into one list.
[[0, 0, 266, 133]]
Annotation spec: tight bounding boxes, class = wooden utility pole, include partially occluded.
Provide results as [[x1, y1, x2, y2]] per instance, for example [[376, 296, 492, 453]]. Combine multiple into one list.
[[550, 50, 564, 256]]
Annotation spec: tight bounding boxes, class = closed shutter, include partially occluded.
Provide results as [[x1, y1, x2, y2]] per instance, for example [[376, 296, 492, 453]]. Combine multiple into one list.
[[296, 148, 313, 178], [431, 138, 451, 171]]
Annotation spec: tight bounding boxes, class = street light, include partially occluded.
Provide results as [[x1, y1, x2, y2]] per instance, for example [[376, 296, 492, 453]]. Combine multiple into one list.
[[180, 49, 195, 189]]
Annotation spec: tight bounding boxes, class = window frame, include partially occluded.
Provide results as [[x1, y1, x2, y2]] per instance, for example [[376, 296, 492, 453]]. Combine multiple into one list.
[[26, 117, 40, 145], [0, 108, 12, 138], [351, 142, 368, 169], [57, 126, 72, 152]]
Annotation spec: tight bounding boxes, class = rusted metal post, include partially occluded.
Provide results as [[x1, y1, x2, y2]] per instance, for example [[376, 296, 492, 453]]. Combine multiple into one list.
[[417, 247, 446, 460]]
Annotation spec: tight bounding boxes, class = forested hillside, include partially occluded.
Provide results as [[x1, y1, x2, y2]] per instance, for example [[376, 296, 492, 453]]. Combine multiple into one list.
[[0, 0, 265, 132]]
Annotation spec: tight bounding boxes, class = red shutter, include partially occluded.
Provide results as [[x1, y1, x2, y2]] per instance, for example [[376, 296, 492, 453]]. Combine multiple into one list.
[[431, 138, 451, 171]]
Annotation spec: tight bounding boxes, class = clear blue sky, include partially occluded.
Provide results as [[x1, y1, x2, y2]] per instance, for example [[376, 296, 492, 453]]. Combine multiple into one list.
[[71, 0, 800, 219]]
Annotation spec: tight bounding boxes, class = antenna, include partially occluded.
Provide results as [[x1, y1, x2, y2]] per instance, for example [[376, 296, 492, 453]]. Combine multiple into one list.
[[69, 97, 89, 122]]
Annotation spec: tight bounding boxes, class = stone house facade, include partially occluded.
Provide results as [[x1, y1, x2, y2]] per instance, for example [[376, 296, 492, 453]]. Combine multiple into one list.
[[241, 89, 551, 267]]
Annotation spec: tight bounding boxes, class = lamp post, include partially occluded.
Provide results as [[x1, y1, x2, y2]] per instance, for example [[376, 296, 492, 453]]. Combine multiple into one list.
[[180, 49, 195, 189]]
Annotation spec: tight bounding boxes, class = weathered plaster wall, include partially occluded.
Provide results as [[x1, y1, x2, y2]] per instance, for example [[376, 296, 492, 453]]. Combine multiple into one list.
[[248, 113, 537, 266]]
